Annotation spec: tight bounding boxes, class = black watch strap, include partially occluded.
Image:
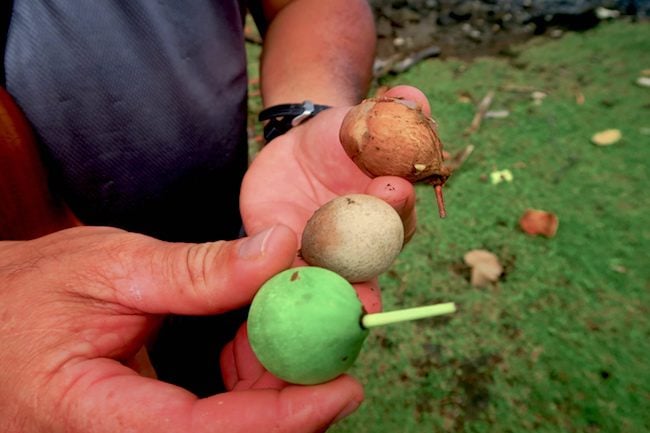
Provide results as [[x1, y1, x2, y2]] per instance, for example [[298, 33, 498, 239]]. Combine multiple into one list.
[[258, 100, 331, 142]]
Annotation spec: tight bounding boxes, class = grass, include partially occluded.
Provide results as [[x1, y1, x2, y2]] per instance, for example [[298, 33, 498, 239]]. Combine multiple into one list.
[[324, 19, 650, 433]]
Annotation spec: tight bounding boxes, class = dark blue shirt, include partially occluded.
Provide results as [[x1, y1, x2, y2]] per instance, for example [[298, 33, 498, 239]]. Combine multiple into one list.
[[6, 0, 249, 242], [5, 1, 254, 396]]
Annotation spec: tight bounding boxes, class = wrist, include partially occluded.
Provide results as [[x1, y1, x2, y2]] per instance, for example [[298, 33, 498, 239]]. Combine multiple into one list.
[[258, 100, 332, 142]]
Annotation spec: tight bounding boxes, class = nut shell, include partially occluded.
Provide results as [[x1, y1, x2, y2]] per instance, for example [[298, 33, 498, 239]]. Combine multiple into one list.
[[248, 267, 369, 385], [301, 194, 404, 283], [339, 97, 449, 183]]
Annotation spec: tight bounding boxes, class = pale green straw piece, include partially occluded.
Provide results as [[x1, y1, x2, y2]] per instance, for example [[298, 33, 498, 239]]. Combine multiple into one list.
[[361, 302, 457, 329]]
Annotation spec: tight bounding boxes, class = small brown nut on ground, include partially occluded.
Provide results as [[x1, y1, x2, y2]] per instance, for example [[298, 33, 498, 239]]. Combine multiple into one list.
[[301, 194, 404, 283]]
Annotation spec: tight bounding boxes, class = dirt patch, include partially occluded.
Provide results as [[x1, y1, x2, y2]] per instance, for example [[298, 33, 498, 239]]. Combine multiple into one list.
[[370, 0, 649, 76], [412, 350, 504, 429]]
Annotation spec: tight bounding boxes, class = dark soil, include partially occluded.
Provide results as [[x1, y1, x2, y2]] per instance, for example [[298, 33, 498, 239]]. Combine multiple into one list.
[[370, 0, 649, 75]]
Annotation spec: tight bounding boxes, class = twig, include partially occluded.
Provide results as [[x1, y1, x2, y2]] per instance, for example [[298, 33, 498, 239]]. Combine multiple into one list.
[[372, 45, 441, 79], [465, 90, 495, 135], [445, 145, 475, 172], [373, 54, 403, 78], [499, 84, 540, 93], [390, 45, 441, 74]]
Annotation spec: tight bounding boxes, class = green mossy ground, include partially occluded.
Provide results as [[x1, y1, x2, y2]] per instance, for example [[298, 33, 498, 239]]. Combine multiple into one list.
[[334, 20, 650, 433], [249, 18, 650, 433]]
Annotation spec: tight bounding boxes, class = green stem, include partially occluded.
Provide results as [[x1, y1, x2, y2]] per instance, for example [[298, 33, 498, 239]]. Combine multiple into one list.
[[361, 302, 456, 329]]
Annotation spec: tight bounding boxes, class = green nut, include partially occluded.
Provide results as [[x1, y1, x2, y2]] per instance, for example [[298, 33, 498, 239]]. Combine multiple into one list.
[[248, 267, 369, 385]]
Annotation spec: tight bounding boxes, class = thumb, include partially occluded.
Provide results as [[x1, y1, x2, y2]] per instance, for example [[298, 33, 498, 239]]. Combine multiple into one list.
[[102, 224, 298, 315]]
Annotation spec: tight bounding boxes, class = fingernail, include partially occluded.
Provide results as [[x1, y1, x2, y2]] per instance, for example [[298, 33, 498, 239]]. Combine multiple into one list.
[[238, 226, 275, 259], [333, 400, 362, 423]]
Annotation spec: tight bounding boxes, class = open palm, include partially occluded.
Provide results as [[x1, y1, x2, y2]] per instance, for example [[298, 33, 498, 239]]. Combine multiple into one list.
[[240, 86, 428, 310]]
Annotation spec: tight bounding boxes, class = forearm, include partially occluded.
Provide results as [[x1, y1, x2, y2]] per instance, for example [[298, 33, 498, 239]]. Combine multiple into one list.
[[259, 0, 376, 107]]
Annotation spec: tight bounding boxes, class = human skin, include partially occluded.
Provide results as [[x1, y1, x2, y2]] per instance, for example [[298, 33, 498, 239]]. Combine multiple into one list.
[[0, 86, 428, 432], [0, 225, 370, 432], [240, 85, 429, 270], [0, 0, 432, 429], [0, 85, 429, 433], [257, 0, 377, 106], [226, 85, 430, 390]]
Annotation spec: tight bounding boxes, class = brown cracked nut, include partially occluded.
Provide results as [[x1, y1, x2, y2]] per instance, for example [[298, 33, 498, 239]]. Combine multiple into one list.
[[339, 97, 451, 217]]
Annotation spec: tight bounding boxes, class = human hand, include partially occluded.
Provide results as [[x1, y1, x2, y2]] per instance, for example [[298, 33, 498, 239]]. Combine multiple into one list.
[[0, 226, 364, 432], [241, 85, 431, 311]]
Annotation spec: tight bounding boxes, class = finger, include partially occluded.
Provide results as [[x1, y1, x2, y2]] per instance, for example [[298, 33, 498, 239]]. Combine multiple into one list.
[[382, 85, 431, 116], [56, 359, 363, 433], [353, 278, 382, 314], [220, 340, 239, 390], [220, 323, 287, 391], [194, 376, 363, 432], [194, 375, 364, 433], [365, 176, 417, 244], [232, 324, 286, 390], [95, 224, 298, 315], [221, 338, 294, 391]]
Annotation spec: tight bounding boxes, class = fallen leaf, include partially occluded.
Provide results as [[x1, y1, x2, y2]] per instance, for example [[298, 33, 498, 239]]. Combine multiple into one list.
[[531, 91, 547, 106], [463, 249, 503, 287], [636, 76, 650, 88], [591, 129, 622, 146], [490, 169, 513, 184], [519, 209, 559, 238]]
